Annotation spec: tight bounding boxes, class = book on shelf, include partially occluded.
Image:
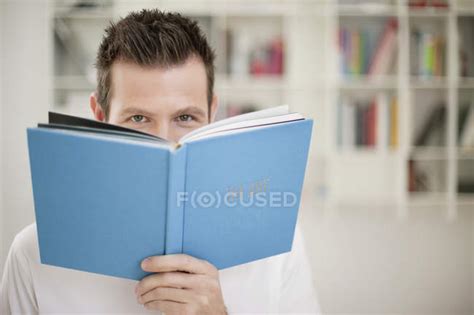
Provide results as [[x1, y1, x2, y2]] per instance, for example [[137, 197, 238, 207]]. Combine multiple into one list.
[[337, 93, 398, 149], [338, 0, 397, 11], [27, 106, 312, 280], [414, 105, 446, 146], [408, 159, 445, 193], [389, 97, 398, 148], [408, 157, 448, 193], [410, 29, 445, 78], [248, 36, 284, 76], [408, 0, 449, 9], [368, 18, 398, 77], [458, 17, 474, 78], [460, 101, 474, 148], [227, 27, 284, 77], [458, 160, 474, 194], [338, 17, 398, 78], [413, 101, 474, 148]]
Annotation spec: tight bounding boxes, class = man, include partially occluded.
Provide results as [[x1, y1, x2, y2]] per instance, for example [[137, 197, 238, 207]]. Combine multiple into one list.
[[1, 9, 319, 314]]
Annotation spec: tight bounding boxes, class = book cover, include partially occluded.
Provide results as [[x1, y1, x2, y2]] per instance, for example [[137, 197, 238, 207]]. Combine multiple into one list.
[[368, 18, 398, 76], [27, 108, 313, 280]]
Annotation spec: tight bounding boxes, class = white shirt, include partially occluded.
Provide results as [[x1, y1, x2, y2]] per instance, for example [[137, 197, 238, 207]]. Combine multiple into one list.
[[1, 222, 319, 314]]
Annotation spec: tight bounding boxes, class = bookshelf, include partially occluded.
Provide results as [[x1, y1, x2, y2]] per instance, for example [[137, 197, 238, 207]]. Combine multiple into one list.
[[51, 0, 473, 218], [332, 0, 474, 218]]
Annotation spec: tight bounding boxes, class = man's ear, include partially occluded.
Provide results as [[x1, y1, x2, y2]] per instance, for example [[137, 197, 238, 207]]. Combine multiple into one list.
[[209, 94, 219, 123], [89, 92, 106, 122]]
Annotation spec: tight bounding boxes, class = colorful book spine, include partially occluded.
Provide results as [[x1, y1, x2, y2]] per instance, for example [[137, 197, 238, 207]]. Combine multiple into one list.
[[338, 94, 398, 149], [377, 93, 389, 150], [368, 18, 398, 76], [415, 31, 444, 78], [390, 98, 398, 148], [367, 100, 377, 147], [361, 30, 370, 74], [339, 28, 375, 76], [339, 18, 398, 77]]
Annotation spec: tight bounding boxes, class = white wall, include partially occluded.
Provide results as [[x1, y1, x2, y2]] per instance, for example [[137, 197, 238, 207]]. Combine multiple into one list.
[[0, 0, 51, 275], [299, 200, 473, 314], [0, 0, 4, 277]]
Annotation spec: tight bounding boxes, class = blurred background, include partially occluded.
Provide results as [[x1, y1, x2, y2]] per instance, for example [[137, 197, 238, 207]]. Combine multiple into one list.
[[0, 0, 473, 313]]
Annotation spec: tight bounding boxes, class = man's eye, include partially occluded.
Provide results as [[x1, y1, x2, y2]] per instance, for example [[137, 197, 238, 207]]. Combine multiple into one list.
[[177, 114, 193, 122], [130, 115, 146, 123]]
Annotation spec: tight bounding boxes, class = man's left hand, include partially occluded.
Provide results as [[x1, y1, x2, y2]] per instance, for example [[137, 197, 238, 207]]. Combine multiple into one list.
[[135, 254, 227, 314]]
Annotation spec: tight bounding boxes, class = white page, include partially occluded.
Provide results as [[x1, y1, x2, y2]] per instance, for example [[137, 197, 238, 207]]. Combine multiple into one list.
[[179, 105, 289, 142], [182, 112, 303, 143]]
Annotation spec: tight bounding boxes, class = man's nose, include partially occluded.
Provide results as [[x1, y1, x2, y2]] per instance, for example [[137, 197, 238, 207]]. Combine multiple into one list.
[[152, 121, 170, 141]]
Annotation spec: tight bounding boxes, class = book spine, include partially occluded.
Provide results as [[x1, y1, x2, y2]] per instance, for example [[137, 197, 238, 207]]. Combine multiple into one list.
[[363, 105, 370, 145], [390, 98, 398, 148], [165, 145, 188, 255], [368, 18, 397, 76], [377, 93, 389, 150], [353, 31, 361, 75], [368, 100, 377, 147], [356, 105, 364, 146], [337, 99, 343, 147], [461, 104, 474, 147], [362, 30, 370, 74], [339, 28, 346, 75]]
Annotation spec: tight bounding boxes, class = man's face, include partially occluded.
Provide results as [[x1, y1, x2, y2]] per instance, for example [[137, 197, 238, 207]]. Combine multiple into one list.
[[90, 56, 217, 143]]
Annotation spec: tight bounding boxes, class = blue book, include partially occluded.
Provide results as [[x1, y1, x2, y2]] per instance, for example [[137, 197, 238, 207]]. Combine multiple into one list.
[[27, 106, 313, 280]]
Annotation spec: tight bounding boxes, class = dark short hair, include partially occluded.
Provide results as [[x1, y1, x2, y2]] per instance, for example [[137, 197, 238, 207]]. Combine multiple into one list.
[[95, 9, 216, 119]]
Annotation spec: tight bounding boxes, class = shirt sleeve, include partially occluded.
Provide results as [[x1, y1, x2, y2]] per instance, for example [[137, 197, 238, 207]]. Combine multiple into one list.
[[278, 223, 321, 313], [0, 235, 39, 315]]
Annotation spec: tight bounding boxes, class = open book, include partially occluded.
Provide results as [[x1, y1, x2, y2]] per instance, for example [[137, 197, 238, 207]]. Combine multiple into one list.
[[27, 106, 313, 280]]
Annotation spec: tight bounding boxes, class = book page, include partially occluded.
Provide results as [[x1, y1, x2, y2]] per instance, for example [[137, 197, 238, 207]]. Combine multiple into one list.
[[181, 112, 303, 143], [180, 105, 293, 142], [179, 105, 289, 142]]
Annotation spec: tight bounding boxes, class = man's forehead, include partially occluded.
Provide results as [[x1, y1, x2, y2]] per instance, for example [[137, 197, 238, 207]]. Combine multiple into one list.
[[110, 56, 207, 77], [108, 57, 208, 112]]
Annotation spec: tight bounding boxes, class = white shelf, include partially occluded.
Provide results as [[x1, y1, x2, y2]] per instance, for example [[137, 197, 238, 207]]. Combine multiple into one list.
[[408, 8, 450, 18], [216, 75, 289, 91], [157, 0, 300, 17], [338, 75, 398, 90], [335, 147, 399, 157], [410, 77, 449, 89], [456, 8, 474, 17], [337, 4, 398, 17], [410, 146, 449, 160], [408, 192, 449, 206], [457, 193, 474, 205], [457, 148, 474, 160], [408, 193, 474, 206], [458, 77, 474, 89]]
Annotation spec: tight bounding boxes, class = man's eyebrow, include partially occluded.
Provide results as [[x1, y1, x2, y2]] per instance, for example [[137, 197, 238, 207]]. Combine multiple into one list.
[[173, 106, 207, 119], [119, 107, 156, 117]]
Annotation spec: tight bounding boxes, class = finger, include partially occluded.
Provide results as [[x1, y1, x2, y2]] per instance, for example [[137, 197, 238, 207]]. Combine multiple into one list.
[[136, 272, 203, 296], [138, 287, 194, 305], [143, 299, 184, 313], [141, 254, 216, 275]]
